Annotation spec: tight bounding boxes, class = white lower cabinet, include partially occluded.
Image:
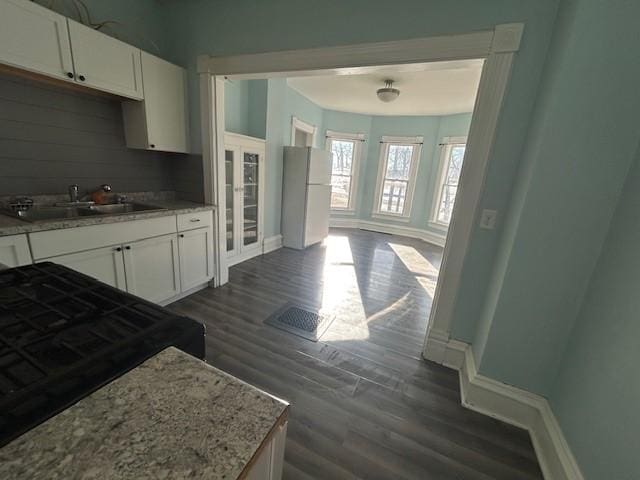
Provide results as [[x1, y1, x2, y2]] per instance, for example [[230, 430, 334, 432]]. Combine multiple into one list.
[[20, 211, 213, 304], [43, 245, 126, 290], [0, 234, 32, 268], [123, 234, 181, 303], [178, 227, 213, 292], [245, 421, 288, 480]]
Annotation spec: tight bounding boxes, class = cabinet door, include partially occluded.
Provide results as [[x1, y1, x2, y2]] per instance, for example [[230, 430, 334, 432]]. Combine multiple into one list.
[[123, 234, 180, 303], [43, 246, 126, 290], [67, 20, 143, 99], [0, 0, 74, 81], [225, 147, 240, 257], [242, 149, 261, 249], [141, 51, 189, 152], [0, 234, 32, 268], [178, 227, 213, 291]]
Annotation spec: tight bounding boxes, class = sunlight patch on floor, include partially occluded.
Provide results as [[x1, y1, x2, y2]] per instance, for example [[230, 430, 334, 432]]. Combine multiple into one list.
[[319, 235, 369, 341], [388, 242, 439, 298]]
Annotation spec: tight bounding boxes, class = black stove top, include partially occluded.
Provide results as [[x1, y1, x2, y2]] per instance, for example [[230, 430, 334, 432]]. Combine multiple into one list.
[[0, 262, 205, 447]]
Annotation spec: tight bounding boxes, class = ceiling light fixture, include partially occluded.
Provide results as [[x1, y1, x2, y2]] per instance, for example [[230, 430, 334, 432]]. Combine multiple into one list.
[[376, 79, 400, 103]]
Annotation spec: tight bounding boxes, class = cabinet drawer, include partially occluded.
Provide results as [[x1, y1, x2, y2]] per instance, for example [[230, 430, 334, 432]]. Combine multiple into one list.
[[177, 210, 212, 231], [30, 216, 177, 260]]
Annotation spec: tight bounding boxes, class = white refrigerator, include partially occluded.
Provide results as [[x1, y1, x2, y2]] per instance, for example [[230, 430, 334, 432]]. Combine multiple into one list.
[[281, 146, 332, 249]]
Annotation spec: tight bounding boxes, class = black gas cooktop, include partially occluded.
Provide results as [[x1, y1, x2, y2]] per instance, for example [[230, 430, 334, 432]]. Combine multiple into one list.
[[0, 262, 205, 447]]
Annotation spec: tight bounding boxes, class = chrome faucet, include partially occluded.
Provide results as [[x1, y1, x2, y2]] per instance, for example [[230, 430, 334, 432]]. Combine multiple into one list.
[[68, 184, 79, 203]]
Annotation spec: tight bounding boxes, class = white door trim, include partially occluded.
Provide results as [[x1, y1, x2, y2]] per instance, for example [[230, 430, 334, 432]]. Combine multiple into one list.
[[291, 116, 318, 147], [198, 23, 524, 357]]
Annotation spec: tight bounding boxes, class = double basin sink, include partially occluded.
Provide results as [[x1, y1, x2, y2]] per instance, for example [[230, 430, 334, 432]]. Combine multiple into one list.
[[7, 202, 166, 223]]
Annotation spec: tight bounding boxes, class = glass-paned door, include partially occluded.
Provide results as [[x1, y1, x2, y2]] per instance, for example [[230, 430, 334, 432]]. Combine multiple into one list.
[[224, 149, 236, 253], [243, 152, 259, 246]]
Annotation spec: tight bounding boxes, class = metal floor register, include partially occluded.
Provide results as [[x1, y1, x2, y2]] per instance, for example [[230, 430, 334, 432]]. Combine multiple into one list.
[[264, 305, 335, 341]]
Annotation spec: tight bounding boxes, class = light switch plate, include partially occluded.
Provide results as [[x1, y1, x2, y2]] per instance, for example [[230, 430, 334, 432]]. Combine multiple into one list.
[[479, 209, 498, 230]]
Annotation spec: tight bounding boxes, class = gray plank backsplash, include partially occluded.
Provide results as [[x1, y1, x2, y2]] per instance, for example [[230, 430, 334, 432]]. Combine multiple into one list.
[[0, 73, 187, 197]]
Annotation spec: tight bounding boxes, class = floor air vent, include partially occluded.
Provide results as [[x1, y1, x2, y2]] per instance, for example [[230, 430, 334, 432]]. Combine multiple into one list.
[[264, 304, 335, 341]]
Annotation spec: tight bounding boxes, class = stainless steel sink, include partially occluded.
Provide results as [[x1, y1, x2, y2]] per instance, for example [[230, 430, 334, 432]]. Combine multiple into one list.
[[9, 206, 102, 222], [4, 202, 166, 222], [83, 202, 166, 215]]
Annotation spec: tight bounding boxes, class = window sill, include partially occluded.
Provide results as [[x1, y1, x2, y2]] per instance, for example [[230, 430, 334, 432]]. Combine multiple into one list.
[[331, 208, 356, 215], [371, 213, 411, 223], [428, 220, 450, 232]]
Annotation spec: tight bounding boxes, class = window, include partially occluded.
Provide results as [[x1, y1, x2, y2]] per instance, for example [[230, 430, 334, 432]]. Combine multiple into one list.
[[432, 137, 467, 226], [326, 130, 364, 211], [374, 136, 422, 218]]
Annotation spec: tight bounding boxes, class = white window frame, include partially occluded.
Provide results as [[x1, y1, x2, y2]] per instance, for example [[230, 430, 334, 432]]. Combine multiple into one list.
[[325, 130, 365, 212], [291, 116, 317, 147], [430, 136, 468, 229], [372, 135, 423, 221]]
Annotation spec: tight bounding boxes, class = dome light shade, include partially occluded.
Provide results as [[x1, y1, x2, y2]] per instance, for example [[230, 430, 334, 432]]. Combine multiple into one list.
[[377, 79, 400, 103]]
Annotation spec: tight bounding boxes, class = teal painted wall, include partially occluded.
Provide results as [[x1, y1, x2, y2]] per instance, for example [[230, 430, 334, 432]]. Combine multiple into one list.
[[472, 0, 640, 396], [263, 79, 287, 237], [549, 144, 640, 479], [248, 80, 268, 140], [224, 80, 250, 136], [224, 79, 268, 139]]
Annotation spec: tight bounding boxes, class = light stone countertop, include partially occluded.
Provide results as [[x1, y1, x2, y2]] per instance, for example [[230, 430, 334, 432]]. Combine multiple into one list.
[[0, 199, 214, 237], [0, 347, 289, 480]]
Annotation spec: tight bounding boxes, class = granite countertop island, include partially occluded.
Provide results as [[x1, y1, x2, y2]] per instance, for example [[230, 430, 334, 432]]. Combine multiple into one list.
[[0, 347, 289, 480], [0, 197, 215, 237]]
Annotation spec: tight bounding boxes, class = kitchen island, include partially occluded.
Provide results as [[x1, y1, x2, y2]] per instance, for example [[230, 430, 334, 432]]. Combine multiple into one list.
[[0, 347, 289, 480]]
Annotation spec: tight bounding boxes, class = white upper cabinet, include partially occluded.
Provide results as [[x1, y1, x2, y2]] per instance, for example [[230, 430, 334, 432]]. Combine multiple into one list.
[[122, 52, 190, 153], [67, 20, 143, 99], [0, 0, 74, 81]]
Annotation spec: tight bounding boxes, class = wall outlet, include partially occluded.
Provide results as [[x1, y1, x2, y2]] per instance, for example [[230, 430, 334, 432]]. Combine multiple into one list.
[[479, 209, 498, 230]]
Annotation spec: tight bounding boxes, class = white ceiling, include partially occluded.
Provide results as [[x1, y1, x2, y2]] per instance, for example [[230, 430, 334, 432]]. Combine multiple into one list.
[[286, 59, 483, 116]]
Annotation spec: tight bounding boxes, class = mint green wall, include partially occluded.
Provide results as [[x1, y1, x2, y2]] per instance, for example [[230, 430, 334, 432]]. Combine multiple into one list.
[[549, 145, 640, 479], [326, 112, 472, 234], [472, 0, 640, 397], [224, 79, 268, 139], [263, 79, 287, 237], [248, 80, 268, 140], [224, 80, 250, 136]]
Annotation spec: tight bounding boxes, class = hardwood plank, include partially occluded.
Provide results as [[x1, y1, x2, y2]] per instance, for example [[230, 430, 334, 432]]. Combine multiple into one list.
[[172, 229, 543, 479]]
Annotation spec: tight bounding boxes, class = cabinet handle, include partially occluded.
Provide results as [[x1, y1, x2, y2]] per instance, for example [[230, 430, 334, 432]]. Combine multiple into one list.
[[125, 245, 131, 250], [149, 144, 155, 148], [179, 234, 185, 238], [78, 75, 86, 81], [66, 72, 74, 78], [115, 247, 122, 252], [189, 218, 200, 223]]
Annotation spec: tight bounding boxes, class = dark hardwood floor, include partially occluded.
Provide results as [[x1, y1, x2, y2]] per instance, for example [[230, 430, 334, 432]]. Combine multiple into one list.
[[171, 228, 543, 479]]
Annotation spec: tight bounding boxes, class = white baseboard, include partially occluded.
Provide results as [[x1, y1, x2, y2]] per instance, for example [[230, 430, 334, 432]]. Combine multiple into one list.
[[160, 281, 210, 306], [263, 234, 283, 254], [453, 343, 584, 480], [226, 235, 282, 268], [329, 217, 446, 248]]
